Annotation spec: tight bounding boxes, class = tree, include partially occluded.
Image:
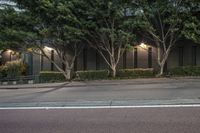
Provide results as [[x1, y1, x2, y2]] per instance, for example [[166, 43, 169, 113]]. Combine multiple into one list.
[[182, 1, 200, 44], [132, 0, 200, 76], [13, 0, 85, 80], [80, 0, 136, 77], [0, 8, 35, 51]]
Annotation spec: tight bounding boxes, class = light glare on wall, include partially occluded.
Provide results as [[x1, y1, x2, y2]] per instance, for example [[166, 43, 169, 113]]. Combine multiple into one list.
[[7, 49, 15, 55], [44, 46, 53, 51]]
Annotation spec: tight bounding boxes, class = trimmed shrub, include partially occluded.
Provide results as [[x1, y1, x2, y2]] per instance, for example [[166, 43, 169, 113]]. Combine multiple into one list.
[[0, 66, 6, 78], [117, 68, 155, 78], [2, 60, 28, 79], [76, 70, 109, 80], [169, 66, 200, 76], [76, 69, 154, 80], [39, 71, 66, 83]]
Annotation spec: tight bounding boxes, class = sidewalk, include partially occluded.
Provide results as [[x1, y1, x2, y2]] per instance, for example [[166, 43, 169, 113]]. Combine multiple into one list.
[[0, 82, 70, 89], [0, 77, 200, 89]]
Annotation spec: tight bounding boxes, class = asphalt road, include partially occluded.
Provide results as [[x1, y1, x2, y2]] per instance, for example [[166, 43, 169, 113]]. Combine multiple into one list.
[[0, 78, 200, 105], [0, 107, 200, 133]]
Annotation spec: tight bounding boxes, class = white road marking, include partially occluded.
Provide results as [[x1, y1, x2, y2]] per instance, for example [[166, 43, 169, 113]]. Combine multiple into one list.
[[0, 104, 200, 110]]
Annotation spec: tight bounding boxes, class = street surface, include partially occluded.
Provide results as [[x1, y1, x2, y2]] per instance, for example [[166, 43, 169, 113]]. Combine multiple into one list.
[[0, 78, 200, 107], [0, 107, 200, 133], [1, 78, 200, 133]]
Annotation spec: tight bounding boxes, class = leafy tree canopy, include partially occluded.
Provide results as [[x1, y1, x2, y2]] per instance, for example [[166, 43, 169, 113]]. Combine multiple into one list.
[[0, 7, 36, 50], [131, 0, 200, 44]]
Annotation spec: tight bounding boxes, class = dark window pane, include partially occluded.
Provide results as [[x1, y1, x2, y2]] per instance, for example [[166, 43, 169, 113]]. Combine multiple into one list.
[[96, 51, 100, 70], [134, 48, 138, 68], [83, 49, 87, 70], [148, 47, 152, 68], [179, 47, 183, 66], [51, 50, 54, 71], [40, 54, 44, 71], [192, 46, 197, 66], [74, 57, 77, 72], [28, 53, 33, 75], [123, 51, 127, 69]]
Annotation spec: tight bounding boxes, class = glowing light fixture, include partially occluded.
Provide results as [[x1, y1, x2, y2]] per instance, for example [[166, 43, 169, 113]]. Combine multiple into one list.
[[139, 43, 148, 49], [7, 49, 13, 53]]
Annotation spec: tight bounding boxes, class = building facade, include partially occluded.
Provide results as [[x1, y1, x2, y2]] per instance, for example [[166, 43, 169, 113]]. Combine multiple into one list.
[[0, 40, 199, 76]]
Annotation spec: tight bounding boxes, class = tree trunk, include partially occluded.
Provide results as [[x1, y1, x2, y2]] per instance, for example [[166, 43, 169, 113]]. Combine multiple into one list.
[[157, 63, 165, 77], [111, 65, 116, 78], [63, 69, 72, 80], [64, 62, 74, 81], [157, 53, 169, 77], [156, 44, 171, 77]]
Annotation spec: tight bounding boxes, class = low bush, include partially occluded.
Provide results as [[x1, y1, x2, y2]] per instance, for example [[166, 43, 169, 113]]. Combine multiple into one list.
[[39, 71, 66, 83], [169, 66, 200, 76], [117, 68, 155, 78], [0, 60, 28, 79], [0, 66, 6, 78], [76, 70, 109, 80], [76, 69, 154, 80]]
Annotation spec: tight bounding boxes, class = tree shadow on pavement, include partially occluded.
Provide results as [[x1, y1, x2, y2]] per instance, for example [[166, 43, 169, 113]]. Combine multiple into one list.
[[36, 82, 70, 94], [0, 82, 70, 101]]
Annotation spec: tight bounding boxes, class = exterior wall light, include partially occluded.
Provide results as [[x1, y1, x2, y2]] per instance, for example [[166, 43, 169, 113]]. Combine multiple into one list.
[[7, 49, 13, 53], [139, 43, 148, 49]]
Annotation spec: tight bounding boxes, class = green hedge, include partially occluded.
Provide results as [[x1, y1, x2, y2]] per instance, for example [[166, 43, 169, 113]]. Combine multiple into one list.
[[39, 71, 66, 83], [169, 66, 200, 76], [117, 69, 155, 78], [76, 70, 109, 80], [76, 69, 154, 80]]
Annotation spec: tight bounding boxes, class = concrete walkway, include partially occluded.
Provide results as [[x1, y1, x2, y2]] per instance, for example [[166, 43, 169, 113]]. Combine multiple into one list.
[[0, 77, 200, 89]]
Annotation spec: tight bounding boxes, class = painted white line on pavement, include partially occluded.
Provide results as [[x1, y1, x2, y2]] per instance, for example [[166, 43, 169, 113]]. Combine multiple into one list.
[[1, 104, 200, 110]]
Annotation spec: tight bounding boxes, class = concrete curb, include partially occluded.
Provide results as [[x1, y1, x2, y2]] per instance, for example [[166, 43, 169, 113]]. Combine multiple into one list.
[[0, 99, 200, 108]]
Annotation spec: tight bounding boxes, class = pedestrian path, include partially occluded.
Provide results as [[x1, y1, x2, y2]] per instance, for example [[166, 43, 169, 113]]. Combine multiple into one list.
[[0, 77, 200, 89]]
